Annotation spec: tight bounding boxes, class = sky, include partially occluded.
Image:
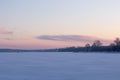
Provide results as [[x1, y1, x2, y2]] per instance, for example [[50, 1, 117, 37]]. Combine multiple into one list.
[[0, 0, 120, 49]]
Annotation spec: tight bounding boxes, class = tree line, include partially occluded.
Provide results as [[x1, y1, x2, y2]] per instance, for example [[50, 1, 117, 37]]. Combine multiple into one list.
[[57, 38, 120, 52], [0, 38, 120, 52]]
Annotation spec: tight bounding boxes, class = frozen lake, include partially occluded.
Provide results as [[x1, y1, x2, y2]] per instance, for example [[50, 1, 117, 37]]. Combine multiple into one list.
[[0, 52, 120, 80]]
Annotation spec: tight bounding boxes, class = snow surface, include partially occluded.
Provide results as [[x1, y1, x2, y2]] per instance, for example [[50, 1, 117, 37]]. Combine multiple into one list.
[[0, 52, 120, 80]]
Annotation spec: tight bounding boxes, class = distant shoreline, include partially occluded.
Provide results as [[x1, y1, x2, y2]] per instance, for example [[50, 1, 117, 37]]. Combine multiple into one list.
[[1, 38, 120, 53], [0, 46, 120, 53]]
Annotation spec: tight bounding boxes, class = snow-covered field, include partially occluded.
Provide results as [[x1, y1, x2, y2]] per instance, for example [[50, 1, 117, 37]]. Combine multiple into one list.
[[0, 52, 120, 80]]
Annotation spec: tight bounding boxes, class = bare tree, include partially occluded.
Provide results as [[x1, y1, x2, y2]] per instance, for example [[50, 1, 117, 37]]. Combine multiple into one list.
[[114, 38, 120, 46], [92, 40, 102, 47]]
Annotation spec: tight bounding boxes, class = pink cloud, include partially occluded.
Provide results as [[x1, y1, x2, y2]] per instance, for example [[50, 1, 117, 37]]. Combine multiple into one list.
[[0, 33, 113, 49], [0, 27, 13, 35], [37, 35, 112, 44]]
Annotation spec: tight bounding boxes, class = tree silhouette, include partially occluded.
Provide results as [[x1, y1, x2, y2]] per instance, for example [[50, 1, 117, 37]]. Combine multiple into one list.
[[110, 43, 115, 46], [114, 38, 120, 46], [85, 43, 90, 47], [114, 38, 120, 51], [92, 40, 102, 47], [85, 43, 91, 52]]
